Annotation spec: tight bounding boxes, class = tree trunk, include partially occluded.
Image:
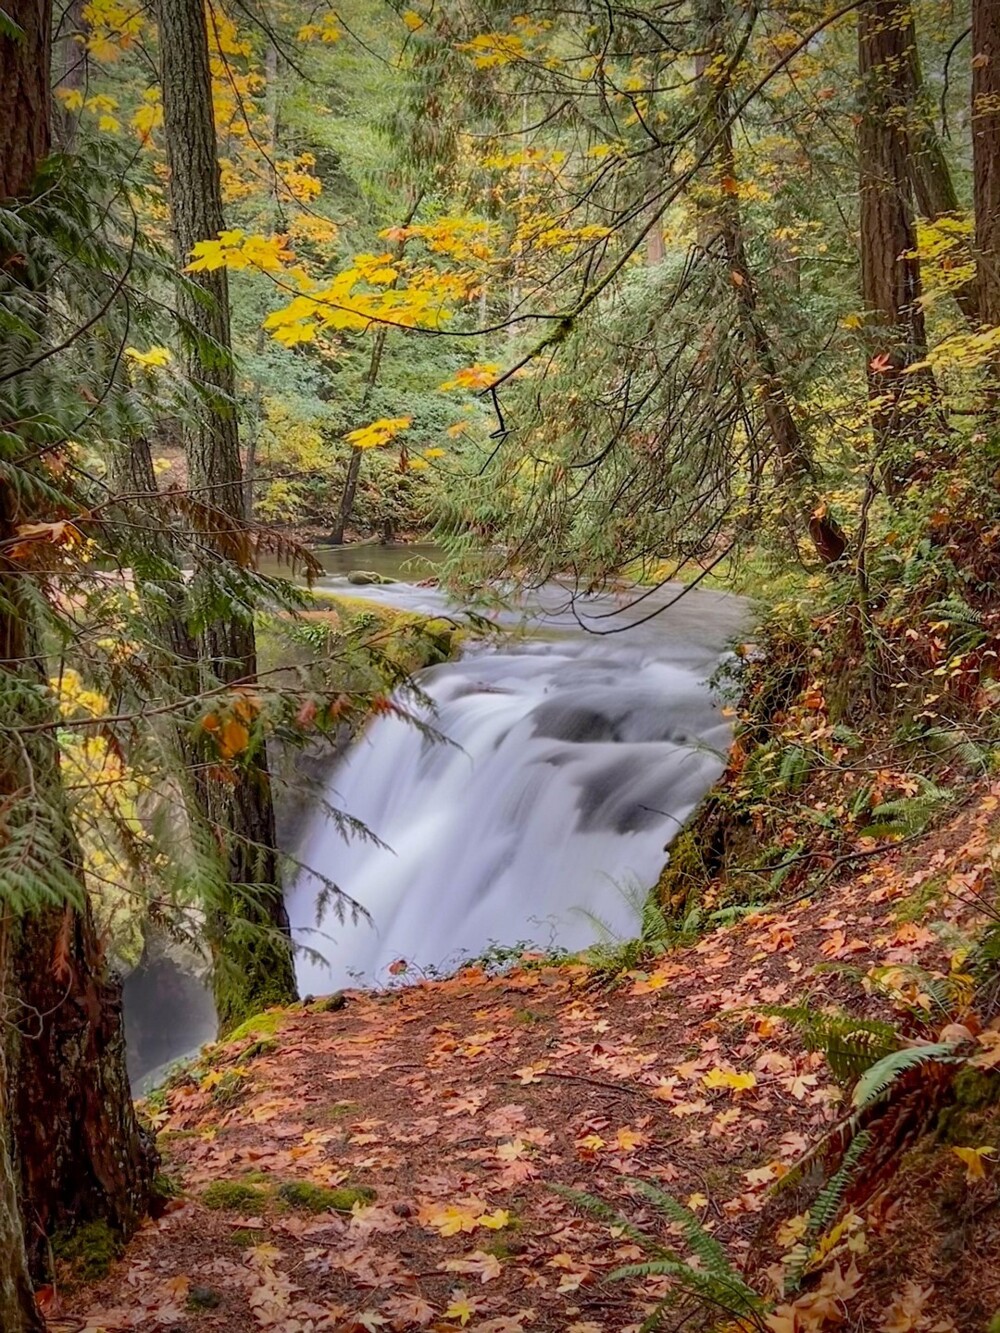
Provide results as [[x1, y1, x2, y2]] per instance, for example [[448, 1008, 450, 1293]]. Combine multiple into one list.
[[0, 1018, 39, 1333], [0, 0, 153, 1295], [330, 195, 421, 546], [0, 0, 50, 199], [695, 0, 847, 565], [899, 8, 979, 322], [332, 447, 364, 545], [0, 489, 153, 1278], [54, 0, 88, 148], [154, 0, 297, 1030], [857, 0, 935, 472], [974, 0, 1000, 328]]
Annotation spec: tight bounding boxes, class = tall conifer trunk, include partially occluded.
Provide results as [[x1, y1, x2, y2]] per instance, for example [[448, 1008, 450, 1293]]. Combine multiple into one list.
[[974, 0, 1000, 328], [900, 6, 978, 321], [694, 0, 846, 565], [154, 0, 297, 1030], [0, 0, 152, 1304], [857, 0, 935, 471]]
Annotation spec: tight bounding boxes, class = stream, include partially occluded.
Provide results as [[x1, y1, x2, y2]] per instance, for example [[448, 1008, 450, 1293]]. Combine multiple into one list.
[[124, 548, 744, 1083], [286, 556, 745, 992]]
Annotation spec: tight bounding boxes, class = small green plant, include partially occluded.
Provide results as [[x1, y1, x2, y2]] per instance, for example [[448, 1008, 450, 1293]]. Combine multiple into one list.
[[210, 1070, 249, 1108], [580, 881, 679, 980], [861, 776, 952, 840]]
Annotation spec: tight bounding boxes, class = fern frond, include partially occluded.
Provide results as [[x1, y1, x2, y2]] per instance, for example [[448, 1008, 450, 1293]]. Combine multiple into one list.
[[851, 1043, 958, 1111], [760, 1002, 901, 1083], [626, 1179, 732, 1275], [610, 1259, 765, 1321], [787, 1131, 872, 1289], [550, 1185, 658, 1250]]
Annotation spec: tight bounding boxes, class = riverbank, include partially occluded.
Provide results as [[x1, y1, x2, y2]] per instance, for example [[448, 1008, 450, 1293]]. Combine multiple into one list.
[[62, 775, 1000, 1332]]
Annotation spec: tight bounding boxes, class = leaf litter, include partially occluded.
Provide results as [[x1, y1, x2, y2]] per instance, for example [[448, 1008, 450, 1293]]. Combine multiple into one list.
[[68, 781, 1000, 1332]]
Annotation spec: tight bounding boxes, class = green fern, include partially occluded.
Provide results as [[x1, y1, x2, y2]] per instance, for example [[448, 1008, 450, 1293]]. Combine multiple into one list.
[[559, 1182, 767, 1328], [786, 1131, 872, 1289], [760, 1002, 901, 1083], [861, 778, 951, 840], [851, 1043, 959, 1111]]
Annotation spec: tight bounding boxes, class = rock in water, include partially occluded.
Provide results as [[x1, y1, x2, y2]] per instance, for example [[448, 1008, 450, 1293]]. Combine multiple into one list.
[[347, 570, 394, 585]]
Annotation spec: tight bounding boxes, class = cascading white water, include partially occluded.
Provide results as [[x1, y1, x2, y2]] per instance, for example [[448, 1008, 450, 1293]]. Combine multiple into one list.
[[287, 581, 745, 993]]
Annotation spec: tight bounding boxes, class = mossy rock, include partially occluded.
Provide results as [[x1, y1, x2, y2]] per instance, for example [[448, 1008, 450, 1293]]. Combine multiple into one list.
[[243, 1037, 278, 1061], [187, 1286, 222, 1311], [226, 1010, 285, 1044], [313, 992, 347, 1013], [202, 1180, 267, 1212], [52, 1220, 123, 1282], [276, 1180, 376, 1213], [935, 1066, 1000, 1144], [347, 569, 395, 585]]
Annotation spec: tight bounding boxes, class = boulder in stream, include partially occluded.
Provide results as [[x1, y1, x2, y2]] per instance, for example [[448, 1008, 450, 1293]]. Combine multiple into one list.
[[347, 570, 395, 585]]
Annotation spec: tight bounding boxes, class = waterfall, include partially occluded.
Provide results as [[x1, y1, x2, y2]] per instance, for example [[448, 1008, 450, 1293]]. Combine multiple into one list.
[[286, 585, 742, 993]]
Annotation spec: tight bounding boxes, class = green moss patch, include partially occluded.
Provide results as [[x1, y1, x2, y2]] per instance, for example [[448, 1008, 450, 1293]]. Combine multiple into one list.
[[230, 1227, 268, 1247], [276, 1180, 376, 1213], [52, 1219, 123, 1282], [226, 1010, 285, 1044], [201, 1180, 267, 1212]]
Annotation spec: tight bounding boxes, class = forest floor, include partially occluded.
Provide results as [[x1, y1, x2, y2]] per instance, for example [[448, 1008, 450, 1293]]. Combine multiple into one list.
[[59, 782, 1000, 1333]]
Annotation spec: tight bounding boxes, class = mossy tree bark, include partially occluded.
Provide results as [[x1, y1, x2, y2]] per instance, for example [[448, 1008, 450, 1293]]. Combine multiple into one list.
[[0, 468, 153, 1285], [154, 0, 297, 1030], [974, 0, 1000, 329], [900, 7, 978, 322]]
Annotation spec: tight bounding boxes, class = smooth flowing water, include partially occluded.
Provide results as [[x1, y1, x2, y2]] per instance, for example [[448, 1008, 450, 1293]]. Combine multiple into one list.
[[287, 574, 745, 993]]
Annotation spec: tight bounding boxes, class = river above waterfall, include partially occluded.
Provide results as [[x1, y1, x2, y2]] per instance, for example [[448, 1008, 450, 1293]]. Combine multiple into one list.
[[286, 569, 746, 994]]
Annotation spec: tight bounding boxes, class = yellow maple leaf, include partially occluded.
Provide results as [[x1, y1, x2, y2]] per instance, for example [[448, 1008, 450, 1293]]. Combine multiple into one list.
[[187, 230, 292, 274], [575, 1133, 606, 1153], [298, 13, 342, 42], [702, 1067, 757, 1093], [125, 345, 171, 368], [345, 416, 413, 450], [444, 1294, 479, 1326], [950, 1145, 996, 1182], [218, 717, 250, 760], [614, 1127, 648, 1152], [439, 362, 500, 392]]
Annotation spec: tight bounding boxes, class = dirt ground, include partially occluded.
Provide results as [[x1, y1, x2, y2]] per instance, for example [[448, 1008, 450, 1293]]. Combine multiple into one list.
[[56, 783, 1000, 1333]]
